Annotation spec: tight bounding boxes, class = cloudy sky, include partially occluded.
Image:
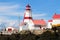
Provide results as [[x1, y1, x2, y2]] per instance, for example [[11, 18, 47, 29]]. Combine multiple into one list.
[[0, 0, 60, 29]]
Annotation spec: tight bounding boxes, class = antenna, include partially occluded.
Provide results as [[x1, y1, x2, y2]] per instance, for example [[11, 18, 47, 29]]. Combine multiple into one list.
[[26, 0, 30, 4], [18, 15, 20, 32]]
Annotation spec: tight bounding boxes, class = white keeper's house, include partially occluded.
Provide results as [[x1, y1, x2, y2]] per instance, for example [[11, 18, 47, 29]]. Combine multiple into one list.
[[47, 13, 60, 29]]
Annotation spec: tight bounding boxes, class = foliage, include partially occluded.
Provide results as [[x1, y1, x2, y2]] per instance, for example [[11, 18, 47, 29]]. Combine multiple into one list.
[[0, 28, 60, 40]]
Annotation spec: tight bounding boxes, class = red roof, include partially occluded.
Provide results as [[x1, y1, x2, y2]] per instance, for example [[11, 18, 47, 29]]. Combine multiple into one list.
[[48, 20, 53, 22], [26, 4, 31, 7], [53, 13, 60, 19], [33, 19, 46, 25], [26, 4, 31, 10]]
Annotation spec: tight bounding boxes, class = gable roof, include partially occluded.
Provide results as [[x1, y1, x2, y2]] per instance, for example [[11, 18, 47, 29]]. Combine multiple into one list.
[[33, 19, 46, 25], [53, 13, 60, 19]]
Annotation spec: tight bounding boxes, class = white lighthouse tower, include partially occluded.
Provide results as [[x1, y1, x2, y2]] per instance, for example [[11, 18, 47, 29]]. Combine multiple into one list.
[[23, 4, 34, 30], [24, 4, 32, 21]]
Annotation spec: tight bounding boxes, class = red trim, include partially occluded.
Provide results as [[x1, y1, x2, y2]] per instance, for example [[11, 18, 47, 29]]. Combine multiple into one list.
[[24, 17, 32, 19], [48, 20, 53, 22], [26, 9, 31, 10]]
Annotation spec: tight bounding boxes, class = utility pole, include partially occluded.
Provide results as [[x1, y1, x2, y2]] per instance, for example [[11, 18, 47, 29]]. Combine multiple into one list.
[[18, 15, 20, 32]]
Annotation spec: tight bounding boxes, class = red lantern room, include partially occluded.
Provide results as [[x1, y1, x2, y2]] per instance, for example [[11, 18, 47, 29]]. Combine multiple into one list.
[[26, 4, 31, 10]]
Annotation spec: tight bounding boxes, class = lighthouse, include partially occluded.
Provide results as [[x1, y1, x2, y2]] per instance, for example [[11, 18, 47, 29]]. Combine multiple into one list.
[[19, 4, 47, 31], [24, 4, 32, 22], [23, 4, 34, 30]]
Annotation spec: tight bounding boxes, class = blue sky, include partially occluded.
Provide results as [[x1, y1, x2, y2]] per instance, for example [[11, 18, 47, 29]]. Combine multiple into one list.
[[0, 0, 60, 28]]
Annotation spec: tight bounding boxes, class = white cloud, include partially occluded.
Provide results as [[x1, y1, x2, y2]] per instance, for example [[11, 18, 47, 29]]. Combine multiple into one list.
[[0, 17, 18, 27], [32, 13, 47, 19], [0, 4, 20, 12], [32, 13, 47, 17], [0, 2, 23, 16], [0, 2, 24, 28], [0, 2, 13, 5], [0, 12, 24, 17], [0, 2, 24, 19]]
